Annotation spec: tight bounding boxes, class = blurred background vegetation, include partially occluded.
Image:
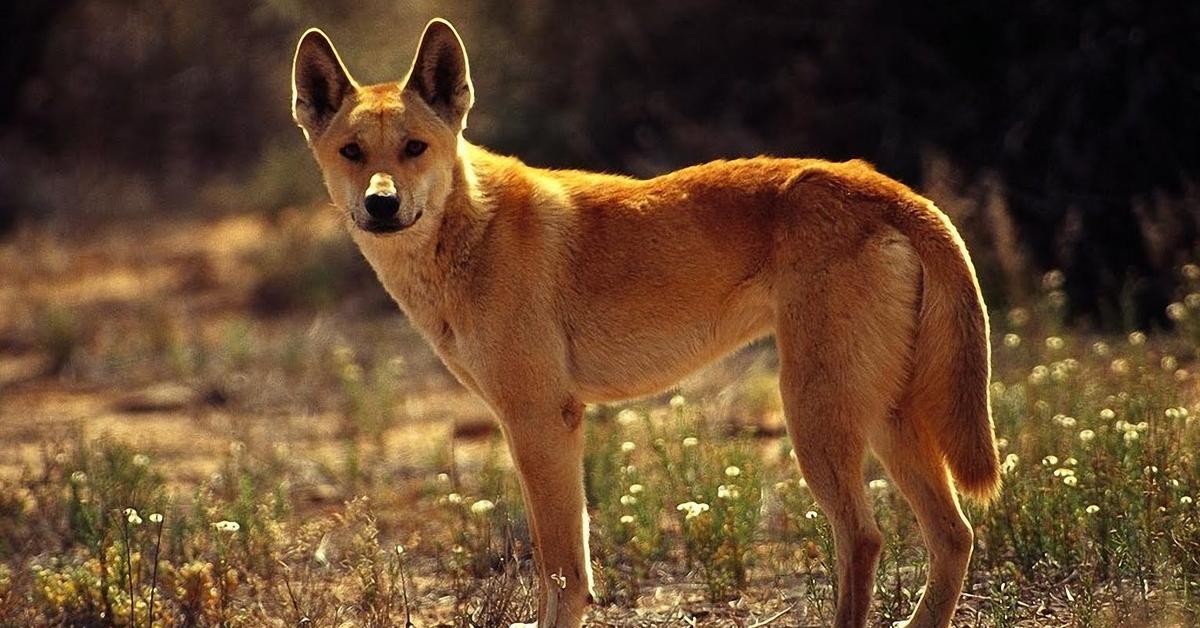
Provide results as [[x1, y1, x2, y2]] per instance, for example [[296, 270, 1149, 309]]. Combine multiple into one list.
[[2, 0, 1199, 327]]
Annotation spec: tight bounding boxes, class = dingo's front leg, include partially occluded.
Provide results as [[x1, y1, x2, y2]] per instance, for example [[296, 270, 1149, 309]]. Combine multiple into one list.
[[500, 397, 594, 628]]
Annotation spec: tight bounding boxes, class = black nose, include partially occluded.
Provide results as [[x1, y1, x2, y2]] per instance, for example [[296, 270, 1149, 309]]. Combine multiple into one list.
[[364, 193, 400, 220]]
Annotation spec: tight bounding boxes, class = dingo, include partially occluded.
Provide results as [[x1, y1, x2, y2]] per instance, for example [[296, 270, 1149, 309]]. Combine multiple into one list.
[[292, 19, 999, 628]]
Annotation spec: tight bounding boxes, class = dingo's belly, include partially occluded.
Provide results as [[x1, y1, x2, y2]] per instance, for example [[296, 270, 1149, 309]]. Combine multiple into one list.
[[566, 277, 774, 402]]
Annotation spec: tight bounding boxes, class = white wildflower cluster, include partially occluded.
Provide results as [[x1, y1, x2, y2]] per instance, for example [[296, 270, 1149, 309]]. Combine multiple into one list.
[[1043, 270, 1065, 290], [124, 508, 143, 525], [470, 499, 495, 516], [1001, 453, 1020, 475], [1052, 414, 1077, 428], [717, 484, 740, 500], [1007, 308, 1030, 328], [1113, 419, 1149, 445], [676, 501, 710, 520], [213, 520, 240, 533], [1053, 467, 1078, 487], [1003, 333, 1021, 349], [1161, 355, 1178, 372], [616, 409, 640, 426]]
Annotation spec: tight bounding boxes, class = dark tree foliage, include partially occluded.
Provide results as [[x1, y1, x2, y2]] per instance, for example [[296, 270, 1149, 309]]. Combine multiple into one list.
[[1, 0, 1198, 325], [485, 1, 1200, 325]]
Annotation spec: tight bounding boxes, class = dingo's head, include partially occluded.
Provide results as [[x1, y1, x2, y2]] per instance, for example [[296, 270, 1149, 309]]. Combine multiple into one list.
[[291, 19, 473, 236]]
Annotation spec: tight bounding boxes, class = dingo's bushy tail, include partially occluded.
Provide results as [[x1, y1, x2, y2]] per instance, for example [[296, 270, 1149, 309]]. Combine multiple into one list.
[[890, 201, 1000, 503]]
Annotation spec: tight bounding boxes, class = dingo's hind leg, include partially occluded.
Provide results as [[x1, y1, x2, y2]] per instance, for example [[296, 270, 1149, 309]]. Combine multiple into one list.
[[774, 220, 922, 627], [870, 416, 973, 628]]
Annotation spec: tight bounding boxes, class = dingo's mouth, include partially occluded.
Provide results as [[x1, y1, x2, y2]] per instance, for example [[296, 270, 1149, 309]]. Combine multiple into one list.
[[357, 210, 422, 235]]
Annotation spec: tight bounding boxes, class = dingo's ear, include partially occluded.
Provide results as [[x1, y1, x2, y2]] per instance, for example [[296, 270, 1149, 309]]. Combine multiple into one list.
[[404, 19, 474, 131], [292, 28, 356, 139]]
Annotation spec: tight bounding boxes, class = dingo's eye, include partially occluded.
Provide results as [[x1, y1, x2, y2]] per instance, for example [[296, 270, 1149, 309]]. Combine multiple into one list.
[[404, 140, 428, 158], [339, 143, 364, 162]]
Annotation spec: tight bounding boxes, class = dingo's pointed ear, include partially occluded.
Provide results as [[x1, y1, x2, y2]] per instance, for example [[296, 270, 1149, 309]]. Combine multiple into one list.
[[404, 19, 474, 131], [292, 28, 356, 139]]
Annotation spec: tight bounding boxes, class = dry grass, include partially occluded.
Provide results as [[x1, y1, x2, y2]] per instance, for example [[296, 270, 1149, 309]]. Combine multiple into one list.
[[1, 211, 1199, 626]]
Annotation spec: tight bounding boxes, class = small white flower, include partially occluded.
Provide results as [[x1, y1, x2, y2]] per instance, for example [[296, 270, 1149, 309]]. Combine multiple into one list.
[[70, 471, 87, 484], [717, 484, 740, 499], [1100, 408, 1116, 420], [669, 395, 686, 409], [395, 544, 405, 556], [1111, 359, 1129, 375], [470, 499, 495, 516], [1028, 365, 1049, 385], [621, 441, 636, 454], [1162, 355, 1178, 372], [1085, 504, 1100, 514], [1124, 430, 1140, 445], [1182, 496, 1194, 506], [804, 510, 819, 520], [1043, 270, 1065, 289], [1063, 475, 1078, 487], [1045, 336, 1065, 351], [148, 513, 163, 524], [213, 520, 240, 533], [1128, 331, 1147, 346], [1053, 468, 1075, 477], [1003, 333, 1021, 348], [619, 515, 635, 524], [1167, 303, 1187, 321], [1092, 341, 1111, 357], [436, 473, 450, 484], [620, 494, 637, 506], [617, 409, 640, 426], [1042, 455, 1059, 466], [682, 436, 699, 448], [1079, 429, 1096, 443], [628, 484, 644, 494], [132, 454, 150, 467], [125, 508, 143, 525], [1001, 453, 1019, 475], [868, 479, 888, 490], [724, 465, 742, 478], [676, 501, 710, 520], [447, 493, 462, 504]]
